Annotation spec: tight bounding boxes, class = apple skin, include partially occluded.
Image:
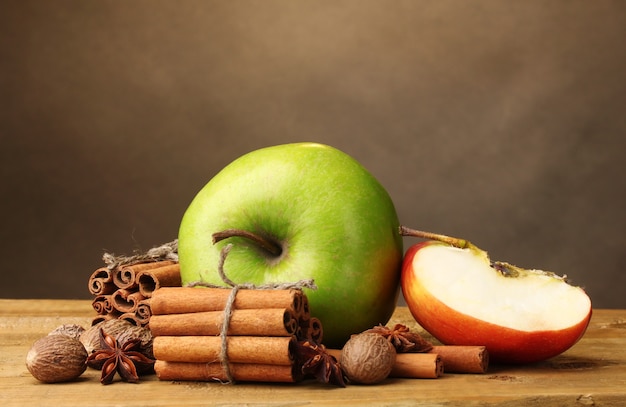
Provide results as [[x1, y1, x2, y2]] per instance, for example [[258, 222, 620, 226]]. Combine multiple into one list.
[[401, 241, 592, 364], [178, 142, 403, 347]]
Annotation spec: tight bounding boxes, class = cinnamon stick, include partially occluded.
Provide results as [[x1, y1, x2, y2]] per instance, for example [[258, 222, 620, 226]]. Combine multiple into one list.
[[136, 263, 181, 298], [149, 308, 299, 337], [91, 313, 118, 326], [307, 317, 323, 343], [150, 287, 306, 316], [111, 288, 146, 313], [88, 267, 116, 296], [429, 346, 489, 374], [300, 294, 310, 319], [153, 335, 295, 366], [112, 265, 136, 290], [135, 299, 152, 325], [390, 353, 443, 378], [119, 312, 144, 327], [91, 295, 115, 315], [154, 360, 300, 383], [113, 260, 176, 290], [327, 349, 443, 379]]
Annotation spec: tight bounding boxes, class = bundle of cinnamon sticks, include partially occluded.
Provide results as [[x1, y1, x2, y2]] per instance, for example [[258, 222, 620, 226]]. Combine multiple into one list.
[[87, 260, 182, 327], [151, 287, 320, 383]]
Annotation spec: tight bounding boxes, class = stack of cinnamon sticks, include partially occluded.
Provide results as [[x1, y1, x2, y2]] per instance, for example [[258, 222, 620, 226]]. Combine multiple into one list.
[[150, 287, 320, 383], [87, 260, 182, 327]]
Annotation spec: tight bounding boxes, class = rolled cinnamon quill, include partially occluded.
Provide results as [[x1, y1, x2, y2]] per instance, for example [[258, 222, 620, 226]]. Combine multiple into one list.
[[326, 349, 443, 379], [150, 287, 306, 317], [92, 295, 115, 315], [136, 263, 181, 298], [112, 266, 136, 290], [307, 317, 323, 343], [153, 335, 295, 366], [119, 312, 144, 327], [111, 288, 146, 313], [91, 313, 118, 326], [154, 360, 300, 383], [429, 346, 489, 374], [88, 267, 116, 296], [391, 353, 443, 379], [135, 299, 152, 325], [149, 308, 299, 337], [113, 260, 176, 290]]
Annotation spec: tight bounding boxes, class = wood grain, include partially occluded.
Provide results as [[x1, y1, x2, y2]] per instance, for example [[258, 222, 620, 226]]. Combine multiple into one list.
[[1, 299, 625, 406]]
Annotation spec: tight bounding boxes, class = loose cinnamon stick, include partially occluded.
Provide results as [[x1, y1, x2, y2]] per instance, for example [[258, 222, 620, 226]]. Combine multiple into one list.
[[154, 360, 300, 383], [149, 308, 298, 337], [88, 267, 116, 296], [327, 349, 443, 379], [429, 346, 489, 374], [153, 335, 295, 366], [113, 260, 176, 290], [150, 287, 306, 316], [136, 263, 181, 298], [391, 353, 443, 378], [111, 288, 146, 313]]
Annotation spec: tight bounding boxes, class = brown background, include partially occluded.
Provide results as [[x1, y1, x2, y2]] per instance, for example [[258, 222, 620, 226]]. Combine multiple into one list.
[[1, 1, 625, 308]]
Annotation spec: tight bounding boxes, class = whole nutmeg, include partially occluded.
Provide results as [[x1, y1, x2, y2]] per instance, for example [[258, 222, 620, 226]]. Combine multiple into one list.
[[81, 319, 153, 359], [26, 335, 88, 383], [48, 324, 85, 340], [340, 332, 396, 384]]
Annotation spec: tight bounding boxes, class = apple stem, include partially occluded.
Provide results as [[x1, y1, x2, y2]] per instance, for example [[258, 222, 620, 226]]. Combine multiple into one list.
[[491, 261, 521, 277], [399, 226, 476, 250], [212, 229, 283, 257]]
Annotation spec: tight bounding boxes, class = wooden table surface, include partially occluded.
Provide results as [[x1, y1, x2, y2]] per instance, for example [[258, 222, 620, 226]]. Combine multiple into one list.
[[1, 299, 625, 406]]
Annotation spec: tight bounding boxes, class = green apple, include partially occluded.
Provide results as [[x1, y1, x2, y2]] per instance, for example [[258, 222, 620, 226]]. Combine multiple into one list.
[[178, 142, 403, 347]]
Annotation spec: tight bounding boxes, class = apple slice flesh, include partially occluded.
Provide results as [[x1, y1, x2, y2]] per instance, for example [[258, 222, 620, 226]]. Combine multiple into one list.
[[402, 242, 592, 364], [416, 244, 590, 331]]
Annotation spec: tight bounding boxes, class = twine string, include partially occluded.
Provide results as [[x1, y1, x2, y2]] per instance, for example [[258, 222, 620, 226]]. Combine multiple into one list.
[[185, 243, 317, 383], [102, 240, 179, 270]]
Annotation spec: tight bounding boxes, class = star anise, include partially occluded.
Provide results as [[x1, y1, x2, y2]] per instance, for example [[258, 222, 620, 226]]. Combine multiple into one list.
[[86, 328, 155, 385], [294, 340, 346, 387], [365, 324, 433, 353]]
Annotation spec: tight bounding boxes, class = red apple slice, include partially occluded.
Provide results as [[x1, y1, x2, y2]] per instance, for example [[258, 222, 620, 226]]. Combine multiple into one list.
[[400, 228, 592, 364]]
